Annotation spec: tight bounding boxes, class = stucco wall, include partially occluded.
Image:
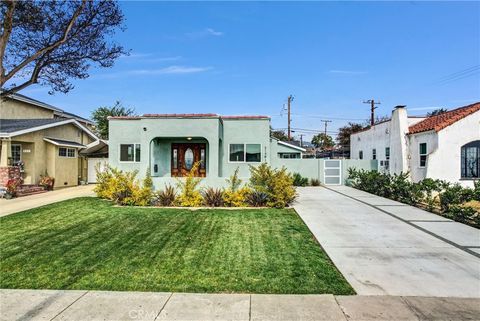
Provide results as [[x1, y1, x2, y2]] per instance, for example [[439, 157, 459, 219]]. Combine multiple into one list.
[[424, 111, 480, 187], [0, 99, 54, 119], [9, 123, 94, 185], [351, 121, 391, 161], [407, 130, 438, 183], [221, 119, 271, 178]]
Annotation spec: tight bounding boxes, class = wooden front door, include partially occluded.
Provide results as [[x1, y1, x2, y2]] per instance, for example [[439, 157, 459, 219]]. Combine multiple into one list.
[[171, 143, 206, 177]]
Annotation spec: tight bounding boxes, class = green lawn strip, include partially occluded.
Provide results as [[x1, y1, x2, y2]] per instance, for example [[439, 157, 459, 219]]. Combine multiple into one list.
[[0, 198, 354, 294]]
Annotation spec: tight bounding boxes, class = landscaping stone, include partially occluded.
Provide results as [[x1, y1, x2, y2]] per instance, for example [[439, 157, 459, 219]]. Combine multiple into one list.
[[251, 294, 346, 321], [54, 291, 170, 321], [157, 293, 250, 321], [403, 297, 480, 321], [0, 289, 86, 321], [336, 295, 419, 321]]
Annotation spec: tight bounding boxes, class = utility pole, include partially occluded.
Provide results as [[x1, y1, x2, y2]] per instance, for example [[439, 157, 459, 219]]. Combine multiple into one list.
[[363, 99, 381, 126], [320, 120, 332, 136], [299, 134, 304, 147], [287, 95, 294, 140]]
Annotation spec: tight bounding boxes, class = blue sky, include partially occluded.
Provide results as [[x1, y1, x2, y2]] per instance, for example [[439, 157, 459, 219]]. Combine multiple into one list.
[[20, 1, 480, 139]]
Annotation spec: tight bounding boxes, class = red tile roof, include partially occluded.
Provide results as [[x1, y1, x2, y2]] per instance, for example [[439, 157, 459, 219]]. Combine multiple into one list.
[[408, 102, 480, 134]]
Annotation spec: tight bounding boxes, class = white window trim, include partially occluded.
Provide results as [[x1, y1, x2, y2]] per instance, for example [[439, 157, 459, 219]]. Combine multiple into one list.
[[58, 147, 76, 158], [119, 143, 141, 163], [228, 143, 262, 163], [11, 144, 22, 162], [419, 143, 427, 168]]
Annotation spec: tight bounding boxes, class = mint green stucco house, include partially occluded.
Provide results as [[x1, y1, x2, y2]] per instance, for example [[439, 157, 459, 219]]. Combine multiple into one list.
[[108, 113, 376, 187], [108, 113, 307, 187]]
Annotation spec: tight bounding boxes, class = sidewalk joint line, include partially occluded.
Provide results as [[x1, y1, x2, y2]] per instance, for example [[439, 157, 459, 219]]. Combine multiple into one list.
[[154, 292, 173, 321], [324, 187, 480, 259], [50, 290, 89, 321]]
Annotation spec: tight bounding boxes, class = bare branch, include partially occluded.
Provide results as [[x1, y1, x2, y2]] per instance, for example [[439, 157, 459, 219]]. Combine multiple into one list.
[[2, 0, 87, 85], [0, 0, 16, 81]]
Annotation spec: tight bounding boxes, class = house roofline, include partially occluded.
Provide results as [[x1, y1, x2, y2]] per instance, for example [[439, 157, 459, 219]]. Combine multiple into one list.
[[43, 137, 86, 148], [0, 119, 98, 140], [277, 140, 306, 152]]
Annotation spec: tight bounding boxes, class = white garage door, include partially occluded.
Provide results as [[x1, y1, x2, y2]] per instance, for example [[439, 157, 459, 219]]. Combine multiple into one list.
[[87, 158, 108, 183]]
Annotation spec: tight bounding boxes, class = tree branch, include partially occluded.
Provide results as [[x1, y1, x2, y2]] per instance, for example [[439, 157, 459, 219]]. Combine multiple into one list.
[[0, 0, 16, 82], [2, 0, 87, 85], [0, 60, 44, 96]]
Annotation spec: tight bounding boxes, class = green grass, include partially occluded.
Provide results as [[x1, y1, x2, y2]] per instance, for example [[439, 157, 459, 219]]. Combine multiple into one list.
[[0, 198, 354, 294]]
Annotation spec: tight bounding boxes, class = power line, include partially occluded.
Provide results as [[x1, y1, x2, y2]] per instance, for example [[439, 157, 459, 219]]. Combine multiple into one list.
[[363, 99, 381, 126], [320, 120, 332, 136]]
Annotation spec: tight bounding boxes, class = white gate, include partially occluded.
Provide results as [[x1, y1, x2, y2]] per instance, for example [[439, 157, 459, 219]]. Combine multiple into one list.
[[323, 160, 342, 185], [87, 158, 108, 183]]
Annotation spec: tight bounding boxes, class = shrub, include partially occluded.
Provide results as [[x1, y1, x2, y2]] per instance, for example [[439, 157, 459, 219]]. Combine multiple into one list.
[[224, 187, 250, 207], [439, 183, 474, 212], [249, 163, 297, 208], [153, 185, 176, 206], [246, 190, 269, 207], [223, 167, 250, 207], [310, 178, 321, 186], [94, 166, 152, 206], [176, 162, 203, 207], [203, 187, 225, 207], [292, 173, 308, 187], [39, 171, 55, 190], [445, 204, 479, 227], [5, 178, 21, 197]]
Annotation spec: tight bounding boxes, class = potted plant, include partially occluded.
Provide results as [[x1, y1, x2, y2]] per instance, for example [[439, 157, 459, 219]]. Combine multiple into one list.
[[5, 178, 20, 199], [39, 173, 55, 191]]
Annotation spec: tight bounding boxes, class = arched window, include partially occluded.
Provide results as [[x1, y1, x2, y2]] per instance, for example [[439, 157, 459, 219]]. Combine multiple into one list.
[[461, 140, 480, 179]]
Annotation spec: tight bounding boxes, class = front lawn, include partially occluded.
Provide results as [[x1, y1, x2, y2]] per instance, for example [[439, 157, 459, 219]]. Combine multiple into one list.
[[0, 198, 353, 294]]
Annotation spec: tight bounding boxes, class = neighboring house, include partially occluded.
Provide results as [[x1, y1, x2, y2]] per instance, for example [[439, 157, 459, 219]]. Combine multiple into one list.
[[108, 113, 306, 187], [351, 103, 480, 187], [0, 93, 99, 188]]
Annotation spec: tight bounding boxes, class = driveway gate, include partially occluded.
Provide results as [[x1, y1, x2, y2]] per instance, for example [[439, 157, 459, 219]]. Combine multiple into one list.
[[323, 160, 342, 185]]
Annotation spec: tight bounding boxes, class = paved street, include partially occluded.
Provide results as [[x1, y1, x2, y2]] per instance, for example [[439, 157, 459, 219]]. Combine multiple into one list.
[[294, 186, 480, 297], [0, 185, 95, 217], [1, 289, 480, 321]]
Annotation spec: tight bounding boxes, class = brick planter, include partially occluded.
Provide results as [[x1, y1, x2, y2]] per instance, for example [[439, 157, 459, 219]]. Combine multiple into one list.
[[0, 166, 22, 187]]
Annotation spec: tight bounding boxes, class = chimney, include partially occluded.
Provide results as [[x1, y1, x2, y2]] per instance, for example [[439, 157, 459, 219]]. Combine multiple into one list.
[[389, 105, 409, 175]]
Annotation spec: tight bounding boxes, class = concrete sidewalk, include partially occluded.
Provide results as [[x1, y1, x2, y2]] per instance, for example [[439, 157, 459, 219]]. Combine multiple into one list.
[[294, 186, 480, 298], [1, 289, 479, 321], [0, 185, 95, 217]]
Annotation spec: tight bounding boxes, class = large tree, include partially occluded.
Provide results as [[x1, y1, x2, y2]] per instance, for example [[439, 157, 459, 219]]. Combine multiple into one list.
[[311, 133, 335, 150], [336, 122, 365, 149], [91, 101, 135, 139], [0, 0, 126, 96]]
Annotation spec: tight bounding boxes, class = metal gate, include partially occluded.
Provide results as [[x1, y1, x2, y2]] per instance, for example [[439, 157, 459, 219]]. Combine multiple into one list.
[[323, 160, 342, 185]]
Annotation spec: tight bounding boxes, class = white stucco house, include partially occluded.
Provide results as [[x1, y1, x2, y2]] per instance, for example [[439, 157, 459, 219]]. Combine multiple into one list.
[[350, 102, 480, 187]]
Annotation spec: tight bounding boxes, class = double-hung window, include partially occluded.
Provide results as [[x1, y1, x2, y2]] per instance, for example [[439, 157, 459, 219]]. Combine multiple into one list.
[[359, 150, 363, 160], [385, 147, 390, 160], [59, 147, 76, 158], [229, 144, 261, 163], [120, 144, 141, 162], [372, 149, 377, 160], [461, 141, 479, 179], [419, 143, 427, 167], [11, 144, 21, 164]]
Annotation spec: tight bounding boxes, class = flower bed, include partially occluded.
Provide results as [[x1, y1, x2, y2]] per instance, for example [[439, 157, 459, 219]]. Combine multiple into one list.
[[94, 163, 298, 209], [347, 168, 480, 228]]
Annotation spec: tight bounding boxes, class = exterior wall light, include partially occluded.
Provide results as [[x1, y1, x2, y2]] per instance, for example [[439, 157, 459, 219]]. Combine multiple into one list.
[[187, 137, 192, 141]]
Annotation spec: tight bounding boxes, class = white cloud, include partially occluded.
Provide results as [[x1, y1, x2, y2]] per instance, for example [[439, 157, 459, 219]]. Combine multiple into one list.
[[328, 70, 368, 75], [186, 28, 224, 38], [130, 65, 212, 75]]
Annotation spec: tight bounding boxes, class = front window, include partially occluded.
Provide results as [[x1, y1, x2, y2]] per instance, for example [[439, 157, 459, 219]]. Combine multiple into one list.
[[59, 147, 76, 158], [461, 141, 479, 179], [419, 143, 427, 167], [11, 144, 21, 164], [229, 144, 261, 163], [385, 147, 390, 160], [120, 144, 141, 162], [372, 149, 376, 160]]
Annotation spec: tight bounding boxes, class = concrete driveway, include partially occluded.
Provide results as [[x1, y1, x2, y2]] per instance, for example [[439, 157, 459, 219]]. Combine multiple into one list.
[[294, 186, 480, 298], [0, 185, 95, 217]]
